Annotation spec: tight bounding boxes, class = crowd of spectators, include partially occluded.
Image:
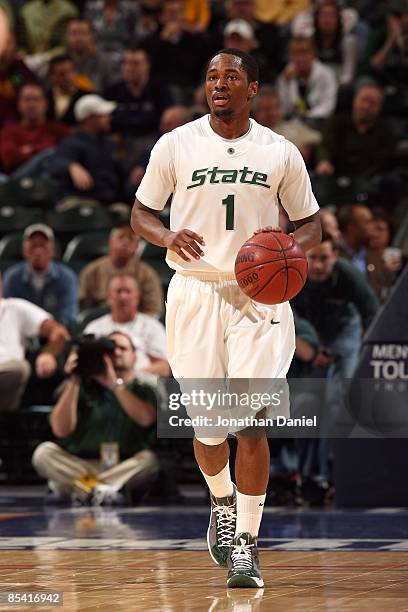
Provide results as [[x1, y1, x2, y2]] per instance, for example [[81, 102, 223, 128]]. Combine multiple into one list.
[[0, 0, 407, 506]]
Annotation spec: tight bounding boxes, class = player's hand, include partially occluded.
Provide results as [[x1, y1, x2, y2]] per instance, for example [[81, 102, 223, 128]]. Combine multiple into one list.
[[35, 352, 58, 379], [253, 226, 282, 234], [164, 229, 205, 262], [69, 163, 94, 191]]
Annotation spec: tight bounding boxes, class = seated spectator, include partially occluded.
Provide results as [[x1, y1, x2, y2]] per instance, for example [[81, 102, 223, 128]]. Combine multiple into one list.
[[0, 280, 70, 412], [64, 18, 118, 92], [360, 0, 408, 87], [79, 223, 164, 316], [0, 83, 70, 178], [84, 0, 141, 67], [141, 0, 208, 101], [254, 0, 310, 27], [223, 19, 275, 83], [319, 206, 341, 242], [277, 36, 337, 121], [3, 224, 78, 324], [32, 330, 160, 505], [46, 55, 88, 125], [183, 0, 210, 33], [0, 32, 37, 128], [338, 204, 401, 302], [315, 82, 396, 179], [253, 85, 321, 164], [84, 275, 170, 376], [368, 206, 404, 301], [104, 47, 174, 159], [313, 0, 358, 86], [292, 232, 379, 484], [48, 93, 126, 205], [221, 0, 285, 70], [18, 0, 78, 55]]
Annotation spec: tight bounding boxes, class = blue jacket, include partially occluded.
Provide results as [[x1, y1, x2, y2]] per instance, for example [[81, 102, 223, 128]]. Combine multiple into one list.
[[3, 261, 78, 324]]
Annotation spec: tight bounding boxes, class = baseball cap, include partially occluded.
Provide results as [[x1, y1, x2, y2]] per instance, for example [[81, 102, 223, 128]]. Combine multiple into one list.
[[23, 223, 55, 241], [74, 94, 117, 122], [224, 19, 254, 40]]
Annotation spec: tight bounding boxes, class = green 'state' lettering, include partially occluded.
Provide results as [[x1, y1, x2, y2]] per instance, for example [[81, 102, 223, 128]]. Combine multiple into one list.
[[187, 166, 270, 189]]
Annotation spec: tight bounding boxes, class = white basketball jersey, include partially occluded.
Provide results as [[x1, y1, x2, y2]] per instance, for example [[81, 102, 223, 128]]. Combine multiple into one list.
[[136, 115, 319, 273]]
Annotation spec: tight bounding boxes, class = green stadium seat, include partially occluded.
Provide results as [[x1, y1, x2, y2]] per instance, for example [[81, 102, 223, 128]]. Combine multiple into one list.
[[0, 206, 44, 234], [0, 232, 23, 271], [62, 231, 110, 273], [76, 304, 111, 331]]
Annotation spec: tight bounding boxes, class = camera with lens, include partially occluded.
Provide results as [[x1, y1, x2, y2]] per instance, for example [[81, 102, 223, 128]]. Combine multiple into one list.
[[73, 335, 116, 380]]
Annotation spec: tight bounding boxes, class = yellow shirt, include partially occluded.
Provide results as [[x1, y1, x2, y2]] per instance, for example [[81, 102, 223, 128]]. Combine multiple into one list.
[[254, 0, 310, 25]]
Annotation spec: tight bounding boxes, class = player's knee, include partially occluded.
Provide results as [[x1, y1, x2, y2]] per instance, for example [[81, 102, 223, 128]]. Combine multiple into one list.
[[195, 436, 227, 447]]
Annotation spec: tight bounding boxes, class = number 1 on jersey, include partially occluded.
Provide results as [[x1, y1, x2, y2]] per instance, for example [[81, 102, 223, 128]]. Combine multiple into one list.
[[222, 195, 235, 230]]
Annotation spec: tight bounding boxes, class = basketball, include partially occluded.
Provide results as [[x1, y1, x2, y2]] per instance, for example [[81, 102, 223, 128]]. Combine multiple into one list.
[[234, 231, 308, 305]]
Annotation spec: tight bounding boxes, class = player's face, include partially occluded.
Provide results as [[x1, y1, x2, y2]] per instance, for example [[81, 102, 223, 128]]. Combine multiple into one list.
[[205, 54, 258, 119], [307, 241, 337, 282]]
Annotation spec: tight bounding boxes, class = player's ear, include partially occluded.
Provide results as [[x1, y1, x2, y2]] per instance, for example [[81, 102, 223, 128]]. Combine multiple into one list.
[[248, 81, 259, 100]]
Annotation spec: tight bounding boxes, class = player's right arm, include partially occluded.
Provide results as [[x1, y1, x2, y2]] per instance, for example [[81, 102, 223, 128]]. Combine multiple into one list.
[[130, 132, 205, 263], [131, 200, 205, 262]]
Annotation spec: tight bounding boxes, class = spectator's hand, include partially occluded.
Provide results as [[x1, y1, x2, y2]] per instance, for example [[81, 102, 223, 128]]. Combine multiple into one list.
[[35, 352, 57, 378], [20, 144, 36, 156], [160, 20, 183, 41], [253, 226, 282, 234], [388, 14, 403, 47], [164, 229, 205, 262], [69, 163, 94, 191], [64, 350, 80, 384], [315, 160, 335, 176], [282, 63, 296, 81], [130, 165, 145, 187], [313, 347, 335, 368], [92, 355, 117, 389]]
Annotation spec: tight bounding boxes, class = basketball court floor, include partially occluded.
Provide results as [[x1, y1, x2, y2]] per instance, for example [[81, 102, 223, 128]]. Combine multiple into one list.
[[0, 488, 407, 611]]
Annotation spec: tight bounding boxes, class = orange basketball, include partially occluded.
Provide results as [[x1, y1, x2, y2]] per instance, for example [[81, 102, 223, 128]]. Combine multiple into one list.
[[235, 231, 308, 305]]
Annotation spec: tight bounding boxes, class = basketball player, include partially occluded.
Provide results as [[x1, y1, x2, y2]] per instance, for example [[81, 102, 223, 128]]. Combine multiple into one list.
[[131, 49, 321, 588]]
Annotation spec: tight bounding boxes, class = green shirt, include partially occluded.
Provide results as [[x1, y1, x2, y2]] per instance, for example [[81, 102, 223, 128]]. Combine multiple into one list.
[[292, 258, 380, 341], [61, 378, 157, 459]]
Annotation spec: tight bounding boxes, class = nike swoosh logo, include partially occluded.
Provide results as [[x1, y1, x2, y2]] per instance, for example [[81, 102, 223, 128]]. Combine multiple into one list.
[[270, 320, 280, 325], [259, 503, 264, 506]]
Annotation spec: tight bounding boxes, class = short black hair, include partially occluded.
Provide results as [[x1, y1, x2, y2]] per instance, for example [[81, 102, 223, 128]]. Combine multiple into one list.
[[48, 54, 74, 74], [206, 48, 259, 83]]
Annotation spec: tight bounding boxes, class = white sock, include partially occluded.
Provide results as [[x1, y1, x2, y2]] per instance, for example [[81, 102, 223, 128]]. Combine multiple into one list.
[[235, 491, 266, 537], [200, 462, 234, 499]]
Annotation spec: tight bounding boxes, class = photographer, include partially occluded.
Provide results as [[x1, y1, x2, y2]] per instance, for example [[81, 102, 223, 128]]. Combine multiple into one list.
[[32, 331, 160, 505]]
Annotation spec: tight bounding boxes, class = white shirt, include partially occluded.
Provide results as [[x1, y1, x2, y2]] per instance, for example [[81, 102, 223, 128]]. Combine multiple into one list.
[[136, 115, 319, 273], [277, 60, 337, 119], [0, 298, 50, 362], [84, 312, 167, 370]]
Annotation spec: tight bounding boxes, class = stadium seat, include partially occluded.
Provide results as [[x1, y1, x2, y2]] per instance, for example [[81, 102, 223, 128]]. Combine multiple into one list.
[[0, 178, 56, 211], [0, 205, 44, 234], [141, 242, 174, 290], [76, 304, 111, 331], [62, 231, 110, 273], [0, 232, 23, 271], [47, 205, 112, 249]]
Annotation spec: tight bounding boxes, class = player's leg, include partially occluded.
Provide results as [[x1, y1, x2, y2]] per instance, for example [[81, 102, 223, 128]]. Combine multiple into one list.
[[226, 434, 269, 588], [194, 437, 237, 567], [166, 274, 237, 566], [225, 295, 296, 588]]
